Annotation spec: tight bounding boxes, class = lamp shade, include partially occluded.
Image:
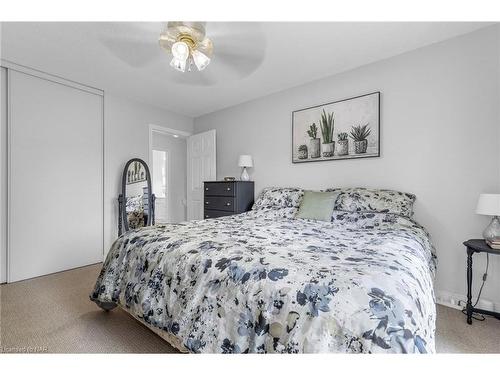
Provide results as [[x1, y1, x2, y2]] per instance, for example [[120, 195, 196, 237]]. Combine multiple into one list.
[[476, 194, 500, 216], [238, 155, 253, 168], [192, 50, 210, 71]]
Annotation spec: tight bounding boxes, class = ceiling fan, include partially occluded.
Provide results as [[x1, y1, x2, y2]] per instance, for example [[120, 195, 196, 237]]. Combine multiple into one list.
[[159, 22, 213, 73], [98, 22, 266, 85]]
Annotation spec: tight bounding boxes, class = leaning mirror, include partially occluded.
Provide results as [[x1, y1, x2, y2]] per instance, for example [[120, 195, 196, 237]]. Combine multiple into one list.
[[118, 158, 155, 235]]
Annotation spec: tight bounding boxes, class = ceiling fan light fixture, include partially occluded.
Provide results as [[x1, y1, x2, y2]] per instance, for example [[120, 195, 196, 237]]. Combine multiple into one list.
[[192, 49, 210, 71], [159, 21, 213, 73]]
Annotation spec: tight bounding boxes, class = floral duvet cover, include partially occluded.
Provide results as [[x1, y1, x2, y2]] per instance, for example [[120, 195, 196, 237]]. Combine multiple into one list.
[[91, 209, 436, 354]]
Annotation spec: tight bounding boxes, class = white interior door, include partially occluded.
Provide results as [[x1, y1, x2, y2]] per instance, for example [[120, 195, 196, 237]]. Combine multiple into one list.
[[8, 70, 103, 282], [187, 130, 216, 220]]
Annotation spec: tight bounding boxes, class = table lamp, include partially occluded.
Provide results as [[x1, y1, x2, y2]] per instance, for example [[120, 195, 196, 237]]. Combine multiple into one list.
[[238, 155, 253, 181], [476, 193, 500, 248]]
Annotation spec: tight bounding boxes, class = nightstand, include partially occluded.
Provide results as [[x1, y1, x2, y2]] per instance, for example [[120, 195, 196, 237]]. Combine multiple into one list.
[[463, 239, 500, 324], [203, 181, 254, 219]]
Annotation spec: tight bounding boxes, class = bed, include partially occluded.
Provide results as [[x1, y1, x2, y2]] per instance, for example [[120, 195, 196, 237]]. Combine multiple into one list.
[[125, 194, 145, 230], [91, 187, 437, 353]]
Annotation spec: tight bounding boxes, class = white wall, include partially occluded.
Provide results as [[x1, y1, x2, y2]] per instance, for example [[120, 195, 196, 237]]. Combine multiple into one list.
[[195, 26, 500, 308], [152, 132, 187, 224], [104, 95, 193, 254]]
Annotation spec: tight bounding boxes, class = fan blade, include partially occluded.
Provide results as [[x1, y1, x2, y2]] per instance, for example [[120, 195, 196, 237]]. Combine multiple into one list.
[[206, 22, 264, 40], [97, 22, 164, 68], [99, 36, 162, 68], [208, 25, 267, 77], [214, 50, 264, 77]]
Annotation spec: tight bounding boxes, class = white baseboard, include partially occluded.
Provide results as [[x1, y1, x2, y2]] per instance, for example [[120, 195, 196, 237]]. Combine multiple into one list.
[[436, 290, 500, 313]]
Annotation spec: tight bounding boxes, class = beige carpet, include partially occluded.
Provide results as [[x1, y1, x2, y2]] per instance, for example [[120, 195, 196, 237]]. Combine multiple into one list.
[[0, 264, 177, 353], [1, 263, 499, 353]]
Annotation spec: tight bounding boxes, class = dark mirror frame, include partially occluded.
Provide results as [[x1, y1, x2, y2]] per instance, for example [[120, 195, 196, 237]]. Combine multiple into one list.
[[118, 158, 155, 236]]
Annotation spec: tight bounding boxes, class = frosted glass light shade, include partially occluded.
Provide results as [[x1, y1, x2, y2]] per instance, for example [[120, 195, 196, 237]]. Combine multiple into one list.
[[476, 194, 500, 216], [192, 50, 210, 71], [170, 57, 186, 72], [171, 41, 189, 61], [238, 155, 253, 168]]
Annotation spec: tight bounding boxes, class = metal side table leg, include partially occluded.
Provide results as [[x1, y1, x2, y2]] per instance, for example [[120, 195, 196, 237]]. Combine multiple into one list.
[[466, 248, 474, 325]]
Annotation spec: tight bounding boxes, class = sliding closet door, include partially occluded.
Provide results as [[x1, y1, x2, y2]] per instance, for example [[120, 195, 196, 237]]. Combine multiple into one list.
[[0, 67, 7, 283], [8, 70, 103, 282]]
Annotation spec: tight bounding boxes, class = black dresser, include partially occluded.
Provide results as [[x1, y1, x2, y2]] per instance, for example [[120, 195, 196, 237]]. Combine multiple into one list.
[[204, 181, 255, 219]]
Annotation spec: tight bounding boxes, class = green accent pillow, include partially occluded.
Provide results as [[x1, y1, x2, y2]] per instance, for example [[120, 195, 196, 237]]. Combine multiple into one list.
[[295, 191, 339, 221]]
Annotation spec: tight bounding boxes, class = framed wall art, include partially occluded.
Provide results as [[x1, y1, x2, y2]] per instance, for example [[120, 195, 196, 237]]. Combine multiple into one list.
[[292, 92, 380, 163]]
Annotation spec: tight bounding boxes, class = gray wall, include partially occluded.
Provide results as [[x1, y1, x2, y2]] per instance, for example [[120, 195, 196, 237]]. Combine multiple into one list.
[[104, 94, 193, 254], [195, 26, 500, 307]]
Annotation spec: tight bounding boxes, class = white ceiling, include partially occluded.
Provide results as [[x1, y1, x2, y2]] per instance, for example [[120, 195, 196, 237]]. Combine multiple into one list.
[[1, 22, 492, 117]]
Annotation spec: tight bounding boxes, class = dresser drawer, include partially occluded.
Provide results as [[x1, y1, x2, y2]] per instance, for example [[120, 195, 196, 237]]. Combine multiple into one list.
[[204, 182, 235, 197], [204, 196, 236, 212], [204, 210, 234, 219]]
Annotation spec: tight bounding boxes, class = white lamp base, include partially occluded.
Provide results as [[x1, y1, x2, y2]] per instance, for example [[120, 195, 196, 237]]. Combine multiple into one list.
[[240, 167, 250, 181]]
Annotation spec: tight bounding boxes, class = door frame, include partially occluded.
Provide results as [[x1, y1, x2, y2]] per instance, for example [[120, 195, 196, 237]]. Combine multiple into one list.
[[148, 124, 191, 224]]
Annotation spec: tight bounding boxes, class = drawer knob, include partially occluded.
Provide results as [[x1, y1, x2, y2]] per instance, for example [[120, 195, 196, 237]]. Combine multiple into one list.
[[205, 201, 209, 204], [227, 187, 231, 191], [226, 202, 231, 206], [205, 215, 209, 218], [205, 187, 208, 191]]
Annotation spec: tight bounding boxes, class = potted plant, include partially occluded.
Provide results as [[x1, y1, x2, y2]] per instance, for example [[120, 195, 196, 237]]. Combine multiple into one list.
[[350, 124, 371, 154], [320, 109, 335, 157], [306, 123, 320, 158], [298, 144, 308, 159], [337, 132, 349, 156]]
